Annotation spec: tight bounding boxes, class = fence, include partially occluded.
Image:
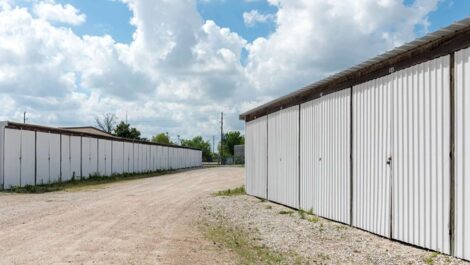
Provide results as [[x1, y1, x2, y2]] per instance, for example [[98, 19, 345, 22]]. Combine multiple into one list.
[[0, 122, 202, 190], [244, 20, 470, 261]]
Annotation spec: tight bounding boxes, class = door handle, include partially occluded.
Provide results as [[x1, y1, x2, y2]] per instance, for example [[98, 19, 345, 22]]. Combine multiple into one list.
[[386, 156, 392, 165]]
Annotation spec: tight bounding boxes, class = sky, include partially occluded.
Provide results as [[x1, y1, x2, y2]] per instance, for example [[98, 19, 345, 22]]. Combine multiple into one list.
[[0, 0, 469, 144]]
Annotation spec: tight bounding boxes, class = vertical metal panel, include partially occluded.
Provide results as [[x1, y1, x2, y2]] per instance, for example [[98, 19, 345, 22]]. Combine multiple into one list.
[[141, 144, 145, 172], [143, 144, 148, 171], [151, 145, 157, 171], [61, 135, 71, 182], [112, 141, 124, 175], [140, 144, 145, 172], [21, 130, 35, 186], [245, 116, 268, 199], [162, 146, 169, 170], [353, 75, 392, 238], [36, 132, 50, 184], [156, 146, 162, 170], [70, 136, 81, 180], [455, 47, 470, 259], [4, 129, 21, 188], [267, 105, 299, 208], [133, 142, 139, 173], [98, 140, 106, 176], [81, 137, 91, 178], [300, 89, 351, 224], [392, 56, 450, 254], [0, 123, 4, 188], [123, 142, 131, 173], [49, 133, 61, 183], [89, 138, 98, 178], [82, 137, 99, 178], [169, 148, 175, 169]]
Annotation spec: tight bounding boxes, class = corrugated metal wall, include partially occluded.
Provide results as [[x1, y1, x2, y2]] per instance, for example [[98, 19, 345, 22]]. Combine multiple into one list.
[[49, 134, 61, 183], [245, 55, 453, 254], [392, 56, 450, 254], [245, 116, 268, 199], [61, 135, 71, 182], [4, 128, 21, 188], [353, 75, 392, 237], [0, 129, 202, 189], [112, 141, 124, 175], [0, 123, 4, 188], [455, 47, 470, 260], [36, 132, 50, 184], [70, 136, 81, 180], [268, 106, 299, 208], [300, 89, 351, 224]]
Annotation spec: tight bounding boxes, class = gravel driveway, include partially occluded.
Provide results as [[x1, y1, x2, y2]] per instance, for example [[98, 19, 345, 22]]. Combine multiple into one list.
[[0, 167, 243, 265]]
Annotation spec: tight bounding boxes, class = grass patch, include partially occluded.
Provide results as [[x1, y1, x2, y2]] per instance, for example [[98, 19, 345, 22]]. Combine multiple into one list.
[[7, 170, 177, 194], [298, 209, 320, 223], [279, 210, 294, 215], [200, 219, 302, 265], [423, 252, 439, 265], [214, 186, 246, 196]]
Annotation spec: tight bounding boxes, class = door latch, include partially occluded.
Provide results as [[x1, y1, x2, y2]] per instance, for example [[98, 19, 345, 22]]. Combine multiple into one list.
[[386, 156, 392, 165]]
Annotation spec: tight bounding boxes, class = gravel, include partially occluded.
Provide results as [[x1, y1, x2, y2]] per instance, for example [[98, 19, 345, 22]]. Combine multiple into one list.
[[200, 195, 469, 265]]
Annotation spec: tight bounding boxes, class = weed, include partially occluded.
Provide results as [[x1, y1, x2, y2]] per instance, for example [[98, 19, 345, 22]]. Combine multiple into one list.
[[307, 216, 320, 223], [214, 186, 246, 196], [8, 170, 176, 194], [279, 210, 294, 215], [200, 217, 303, 265], [298, 209, 320, 223], [423, 252, 439, 265], [258, 198, 267, 203], [265, 205, 272, 210]]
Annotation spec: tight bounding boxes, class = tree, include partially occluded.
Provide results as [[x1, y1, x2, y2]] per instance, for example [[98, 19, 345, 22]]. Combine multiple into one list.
[[181, 136, 212, 162], [151, 133, 172, 144], [95, 113, 117, 133], [114, 121, 141, 139], [220, 131, 245, 157]]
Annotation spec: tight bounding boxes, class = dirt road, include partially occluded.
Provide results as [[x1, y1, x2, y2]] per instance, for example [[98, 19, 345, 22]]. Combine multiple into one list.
[[0, 167, 244, 265]]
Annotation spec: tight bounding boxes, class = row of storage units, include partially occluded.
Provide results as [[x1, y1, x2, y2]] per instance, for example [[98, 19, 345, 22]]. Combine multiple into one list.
[[244, 39, 470, 259], [0, 124, 202, 189]]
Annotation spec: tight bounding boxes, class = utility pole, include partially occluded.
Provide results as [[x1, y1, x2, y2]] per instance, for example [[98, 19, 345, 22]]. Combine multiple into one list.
[[212, 136, 215, 154], [220, 112, 224, 165], [177, 135, 180, 145], [23, 112, 26, 124]]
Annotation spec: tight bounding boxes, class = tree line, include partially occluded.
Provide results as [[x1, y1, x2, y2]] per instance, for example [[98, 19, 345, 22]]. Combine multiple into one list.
[[95, 113, 244, 162]]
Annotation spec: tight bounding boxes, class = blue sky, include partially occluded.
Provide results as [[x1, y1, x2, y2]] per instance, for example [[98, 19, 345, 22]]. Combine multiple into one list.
[[0, 0, 469, 140], [46, 0, 469, 44]]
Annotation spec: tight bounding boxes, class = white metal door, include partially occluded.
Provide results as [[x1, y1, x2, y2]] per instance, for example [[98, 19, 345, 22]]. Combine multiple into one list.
[[4, 129, 21, 188], [455, 47, 470, 259], [353, 75, 393, 238], [300, 89, 351, 224], [267, 106, 299, 209], [245, 116, 268, 199], [392, 56, 450, 254]]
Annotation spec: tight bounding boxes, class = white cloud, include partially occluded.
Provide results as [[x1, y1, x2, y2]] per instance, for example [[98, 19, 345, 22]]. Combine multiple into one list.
[[0, 0, 440, 140], [33, 1, 86, 25], [243, 10, 275, 27], [245, 0, 439, 98]]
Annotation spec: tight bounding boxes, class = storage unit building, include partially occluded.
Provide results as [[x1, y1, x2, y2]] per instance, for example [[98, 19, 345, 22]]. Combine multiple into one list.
[[241, 17, 470, 260], [0, 122, 202, 190]]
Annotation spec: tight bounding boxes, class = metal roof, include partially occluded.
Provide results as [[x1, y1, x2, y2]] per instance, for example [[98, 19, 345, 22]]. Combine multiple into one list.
[[240, 16, 470, 121], [2, 121, 201, 151]]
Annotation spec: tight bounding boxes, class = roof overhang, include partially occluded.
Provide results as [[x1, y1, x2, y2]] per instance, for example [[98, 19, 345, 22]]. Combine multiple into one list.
[[240, 17, 470, 122]]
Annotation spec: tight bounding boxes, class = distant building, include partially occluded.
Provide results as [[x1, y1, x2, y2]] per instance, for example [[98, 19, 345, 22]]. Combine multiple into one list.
[[234, 144, 244, 164]]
